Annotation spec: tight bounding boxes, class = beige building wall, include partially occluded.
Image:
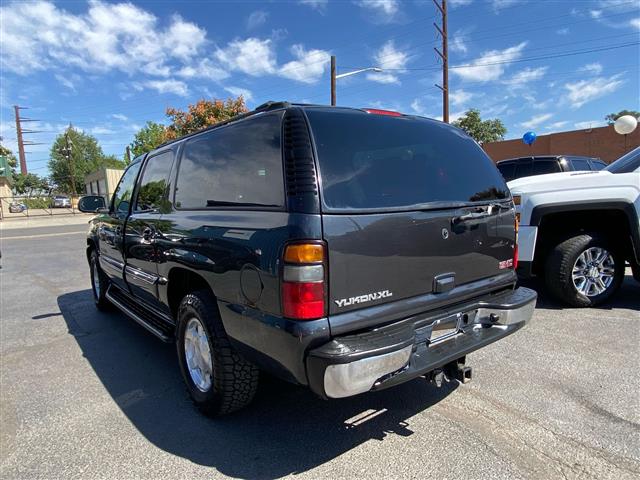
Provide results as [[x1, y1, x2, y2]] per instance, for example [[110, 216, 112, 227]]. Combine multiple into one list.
[[84, 167, 123, 202]]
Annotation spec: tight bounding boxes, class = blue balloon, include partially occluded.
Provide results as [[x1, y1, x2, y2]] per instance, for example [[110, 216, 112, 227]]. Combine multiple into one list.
[[523, 131, 537, 145]]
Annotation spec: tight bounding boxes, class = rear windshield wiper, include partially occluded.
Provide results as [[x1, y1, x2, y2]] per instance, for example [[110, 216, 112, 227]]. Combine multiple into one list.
[[206, 200, 280, 208]]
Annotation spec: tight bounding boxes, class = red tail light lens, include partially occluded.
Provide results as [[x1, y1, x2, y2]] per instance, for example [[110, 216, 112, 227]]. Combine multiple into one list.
[[282, 242, 327, 320], [513, 244, 519, 270], [282, 282, 325, 319]]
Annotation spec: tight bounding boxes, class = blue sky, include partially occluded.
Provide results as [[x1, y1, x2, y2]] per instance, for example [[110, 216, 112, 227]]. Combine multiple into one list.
[[1, 0, 639, 176]]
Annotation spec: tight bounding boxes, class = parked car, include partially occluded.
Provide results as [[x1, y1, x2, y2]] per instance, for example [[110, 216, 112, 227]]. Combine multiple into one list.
[[78, 102, 536, 416], [496, 155, 606, 182], [509, 147, 640, 307], [51, 195, 71, 208], [8, 201, 27, 213]]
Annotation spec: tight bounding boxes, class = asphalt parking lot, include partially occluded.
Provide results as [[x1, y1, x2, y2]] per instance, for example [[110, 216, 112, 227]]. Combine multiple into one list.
[[1, 222, 639, 479]]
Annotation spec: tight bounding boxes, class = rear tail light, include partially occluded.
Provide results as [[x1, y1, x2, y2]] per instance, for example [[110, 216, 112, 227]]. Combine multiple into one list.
[[282, 242, 327, 320]]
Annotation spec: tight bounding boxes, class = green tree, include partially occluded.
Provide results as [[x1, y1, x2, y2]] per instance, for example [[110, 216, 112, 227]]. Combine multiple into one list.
[[12, 173, 50, 196], [48, 127, 125, 194], [452, 109, 507, 144], [129, 121, 167, 158], [164, 96, 248, 140], [605, 110, 640, 125]]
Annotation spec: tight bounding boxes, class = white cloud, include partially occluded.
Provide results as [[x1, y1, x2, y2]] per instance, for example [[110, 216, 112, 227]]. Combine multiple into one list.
[[580, 63, 603, 75], [177, 58, 229, 81], [631, 18, 640, 29], [366, 40, 408, 84], [138, 79, 190, 97], [247, 10, 268, 30], [279, 45, 330, 84], [453, 42, 527, 82], [492, 0, 522, 11], [224, 86, 253, 101], [0, 1, 209, 76], [557, 27, 569, 35], [89, 126, 116, 135], [55, 74, 77, 92], [449, 90, 474, 106], [356, 0, 400, 22], [546, 121, 569, 130], [518, 113, 553, 129], [111, 114, 128, 121], [300, 0, 328, 12], [503, 66, 548, 86], [575, 120, 605, 130], [449, 30, 468, 55], [590, 10, 603, 19], [450, 0, 473, 6], [215, 37, 277, 76], [564, 74, 625, 108]]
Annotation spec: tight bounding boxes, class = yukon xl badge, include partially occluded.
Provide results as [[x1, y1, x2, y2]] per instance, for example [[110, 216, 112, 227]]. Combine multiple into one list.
[[335, 290, 393, 308]]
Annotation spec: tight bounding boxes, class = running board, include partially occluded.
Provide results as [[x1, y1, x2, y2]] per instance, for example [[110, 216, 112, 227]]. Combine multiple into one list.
[[106, 287, 172, 342]]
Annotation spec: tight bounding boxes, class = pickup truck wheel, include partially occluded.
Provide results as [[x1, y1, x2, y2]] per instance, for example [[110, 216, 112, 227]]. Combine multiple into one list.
[[544, 234, 624, 307], [89, 250, 111, 311], [176, 290, 259, 416]]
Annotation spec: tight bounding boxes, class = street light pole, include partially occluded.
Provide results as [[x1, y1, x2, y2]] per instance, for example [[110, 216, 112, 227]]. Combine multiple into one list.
[[330, 56, 382, 106]]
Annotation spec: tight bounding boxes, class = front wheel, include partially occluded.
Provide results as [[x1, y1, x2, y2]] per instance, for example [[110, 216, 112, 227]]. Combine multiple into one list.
[[544, 233, 625, 307], [176, 290, 259, 416], [90, 250, 111, 311]]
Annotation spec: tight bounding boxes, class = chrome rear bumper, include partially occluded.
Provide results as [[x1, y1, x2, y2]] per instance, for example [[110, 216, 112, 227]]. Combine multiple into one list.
[[307, 286, 537, 398]]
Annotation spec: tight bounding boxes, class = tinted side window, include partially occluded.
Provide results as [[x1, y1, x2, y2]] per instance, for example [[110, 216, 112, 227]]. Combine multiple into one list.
[[135, 151, 174, 213], [175, 112, 284, 209], [532, 159, 561, 175], [570, 158, 591, 171], [591, 160, 607, 170], [514, 160, 533, 179], [497, 162, 516, 181], [112, 161, 142, 218]]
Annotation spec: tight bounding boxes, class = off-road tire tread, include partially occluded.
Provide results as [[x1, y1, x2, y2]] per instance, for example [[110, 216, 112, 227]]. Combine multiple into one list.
[[544, 233, 623, 307], [177, 290, 259, 416]]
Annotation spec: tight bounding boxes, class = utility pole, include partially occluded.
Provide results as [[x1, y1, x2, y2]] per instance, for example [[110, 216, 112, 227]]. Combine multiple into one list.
[[13, 105, 44, 174], [330, 55, 337, 106], [433, 0, 449, 123], [61, 129, 76, 196], [14, 106, 27, 174]]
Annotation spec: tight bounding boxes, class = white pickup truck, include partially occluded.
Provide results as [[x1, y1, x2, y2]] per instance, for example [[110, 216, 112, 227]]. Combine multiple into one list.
[[508, 147, 640, 307]]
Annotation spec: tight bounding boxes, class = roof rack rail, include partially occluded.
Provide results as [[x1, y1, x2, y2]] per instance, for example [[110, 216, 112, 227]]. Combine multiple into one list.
[[156, 101, 290, 149]]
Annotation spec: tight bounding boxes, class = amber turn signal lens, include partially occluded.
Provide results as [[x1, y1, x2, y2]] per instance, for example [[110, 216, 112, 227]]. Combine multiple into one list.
[[512, 195, 521, 206], [284, 244, 324, 264]]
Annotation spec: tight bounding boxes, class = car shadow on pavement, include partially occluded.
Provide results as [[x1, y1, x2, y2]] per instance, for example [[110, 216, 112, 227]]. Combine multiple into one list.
[[519, 273, 639, 311], [58, 290, 457, 479]]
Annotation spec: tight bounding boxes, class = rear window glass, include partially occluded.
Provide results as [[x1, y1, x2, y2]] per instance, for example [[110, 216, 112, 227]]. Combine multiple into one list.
[[569, 157, 591, 171], [175, 112, 284, 209], [532, 159, 561, 175], [514, 160, 532, 179], [497, 162, 516, 181], [306, 110, 509, 210]]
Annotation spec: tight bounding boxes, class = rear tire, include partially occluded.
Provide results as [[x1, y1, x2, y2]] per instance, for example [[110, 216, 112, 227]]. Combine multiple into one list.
[[544, 233, 624, 307], [90, 250, 111, 311], [176, 290, 259, 416]]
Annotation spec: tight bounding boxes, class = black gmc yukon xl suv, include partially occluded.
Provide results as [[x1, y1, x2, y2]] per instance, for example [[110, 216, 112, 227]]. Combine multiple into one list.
[[78, 102, 537, 416]]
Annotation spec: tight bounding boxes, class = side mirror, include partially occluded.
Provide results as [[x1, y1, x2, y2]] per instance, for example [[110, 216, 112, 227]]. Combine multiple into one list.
[[77, 195, 107, 213]]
